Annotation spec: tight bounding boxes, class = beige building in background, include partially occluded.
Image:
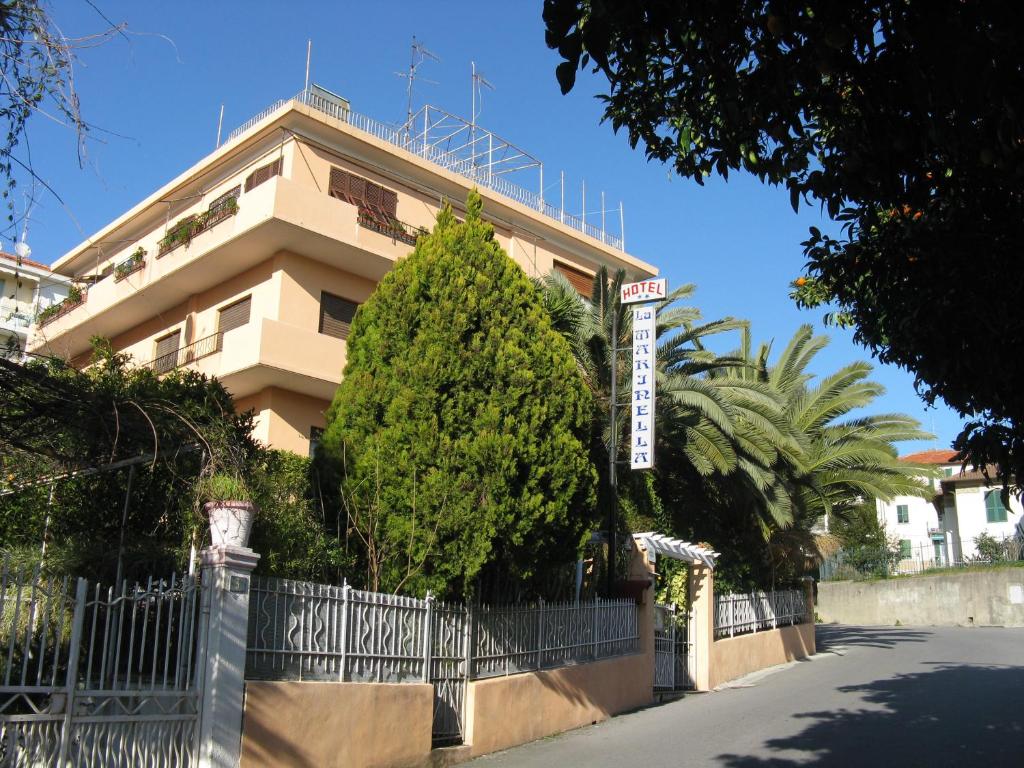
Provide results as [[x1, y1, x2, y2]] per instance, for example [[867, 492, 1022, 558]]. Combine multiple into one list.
[[31, 89, 656, 454]]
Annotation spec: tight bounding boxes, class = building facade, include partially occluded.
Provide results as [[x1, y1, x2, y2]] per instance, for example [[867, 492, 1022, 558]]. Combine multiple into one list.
[[30, 91, 656, 454], [1, 249, 68, 360], [876, 449, 1023, 568]]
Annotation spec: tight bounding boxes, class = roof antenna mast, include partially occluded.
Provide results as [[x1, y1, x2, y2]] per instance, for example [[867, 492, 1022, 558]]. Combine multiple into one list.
[[397, 36, 440, 140], [470, 61, 495, 166]]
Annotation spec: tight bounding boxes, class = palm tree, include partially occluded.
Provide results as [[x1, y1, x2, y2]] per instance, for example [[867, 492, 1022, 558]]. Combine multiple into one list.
[[536, 268, 799, 552], [726, 324, 937, 579]]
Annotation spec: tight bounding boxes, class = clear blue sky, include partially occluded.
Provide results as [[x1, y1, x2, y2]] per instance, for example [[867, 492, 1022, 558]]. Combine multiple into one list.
[[18, 1, 961, 451]]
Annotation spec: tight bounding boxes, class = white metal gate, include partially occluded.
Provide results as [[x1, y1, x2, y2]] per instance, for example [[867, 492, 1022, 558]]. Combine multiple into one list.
[[0, 559, 204, 767], [654, 603, 693, 691]]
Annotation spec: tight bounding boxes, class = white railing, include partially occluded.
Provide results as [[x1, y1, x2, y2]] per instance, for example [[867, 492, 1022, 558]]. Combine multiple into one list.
[[227, 91, 626, 251], [714, 589, 807, 640]]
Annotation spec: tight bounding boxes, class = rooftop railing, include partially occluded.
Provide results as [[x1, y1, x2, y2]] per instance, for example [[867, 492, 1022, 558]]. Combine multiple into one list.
[[228, 90, 626, 252]]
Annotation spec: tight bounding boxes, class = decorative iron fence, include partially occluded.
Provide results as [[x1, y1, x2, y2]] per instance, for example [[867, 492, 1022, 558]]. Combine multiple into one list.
[[469, 598, 638, 679], [714, 589, 807, 640], [244, 577, 640, 745], [819, 537, 1024, 581], [0, 557, 204, 767]]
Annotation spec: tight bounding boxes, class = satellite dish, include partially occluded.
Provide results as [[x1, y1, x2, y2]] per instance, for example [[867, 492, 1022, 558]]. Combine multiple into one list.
[[14, 240, 31, 260]]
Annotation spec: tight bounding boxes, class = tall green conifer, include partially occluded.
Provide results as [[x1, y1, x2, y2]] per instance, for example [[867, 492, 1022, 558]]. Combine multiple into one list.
[[322, 191, 596, 598]]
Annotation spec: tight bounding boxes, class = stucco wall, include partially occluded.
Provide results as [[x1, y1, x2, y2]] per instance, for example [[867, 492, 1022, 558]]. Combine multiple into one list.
[[818, 568, 1024, 627], [239, 681, 433, 768], [709, 623, 816, 689], [464, 652, 653, 758]]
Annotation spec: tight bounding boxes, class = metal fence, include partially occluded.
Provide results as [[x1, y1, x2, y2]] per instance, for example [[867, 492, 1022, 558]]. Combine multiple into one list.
[[714, 589, 807, 640], [819, 537, 1024, 581], [245, 577, 640, 745], [469, 597, 638, 679], [0, 558, 204, 767]]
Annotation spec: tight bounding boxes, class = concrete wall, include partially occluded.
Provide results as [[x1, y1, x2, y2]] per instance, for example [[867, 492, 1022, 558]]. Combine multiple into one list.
[[239, 681, 433, 768], [709, 623, 816, 689], [818, 568, 1024, 627], [464, 652, 652, 758]]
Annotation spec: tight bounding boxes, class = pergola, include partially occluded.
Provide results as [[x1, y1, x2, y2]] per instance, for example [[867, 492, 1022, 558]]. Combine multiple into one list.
[[632, 532, 719, 569]]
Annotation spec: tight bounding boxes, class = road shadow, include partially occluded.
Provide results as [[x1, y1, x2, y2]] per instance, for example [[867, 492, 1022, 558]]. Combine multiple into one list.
[[816, 623, 931, 651], [716, 662, 1024, 767]]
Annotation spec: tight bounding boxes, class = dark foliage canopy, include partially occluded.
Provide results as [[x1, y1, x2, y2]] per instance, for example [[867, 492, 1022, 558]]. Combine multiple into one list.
[[543, 0, 1024, 489]]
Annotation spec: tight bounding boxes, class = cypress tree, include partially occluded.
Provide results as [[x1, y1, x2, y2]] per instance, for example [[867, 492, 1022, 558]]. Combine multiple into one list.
[[322, 190, 596, 598]]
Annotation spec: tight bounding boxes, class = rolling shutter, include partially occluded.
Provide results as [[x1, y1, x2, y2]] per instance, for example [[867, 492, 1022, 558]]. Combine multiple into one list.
[[554, 260, 594, 296], [328, 166, 398, 218], [218, 296, 251, 334], [319, 292, 358, 340], [244, 158, 283, 192], [154, 331, 181, 374]]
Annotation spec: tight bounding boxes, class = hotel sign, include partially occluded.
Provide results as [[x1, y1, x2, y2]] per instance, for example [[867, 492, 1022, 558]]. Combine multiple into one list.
[[630, 305, 657, 470], [621, 278, 666, 305]]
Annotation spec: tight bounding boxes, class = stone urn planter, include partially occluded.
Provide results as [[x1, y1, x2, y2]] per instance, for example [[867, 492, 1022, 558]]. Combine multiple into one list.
[[205, 500, 257, 548]]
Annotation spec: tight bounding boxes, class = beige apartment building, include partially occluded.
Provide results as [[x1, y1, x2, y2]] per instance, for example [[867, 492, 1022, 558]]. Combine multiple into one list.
[[31, 89, 657, 455]]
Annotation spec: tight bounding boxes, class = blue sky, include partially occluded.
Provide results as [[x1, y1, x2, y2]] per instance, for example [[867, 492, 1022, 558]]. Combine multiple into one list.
[[17, 1, 960, 450]]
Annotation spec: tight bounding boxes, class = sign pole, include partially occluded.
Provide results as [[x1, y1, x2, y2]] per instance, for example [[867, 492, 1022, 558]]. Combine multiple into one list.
[[606, 307, 619, 599]]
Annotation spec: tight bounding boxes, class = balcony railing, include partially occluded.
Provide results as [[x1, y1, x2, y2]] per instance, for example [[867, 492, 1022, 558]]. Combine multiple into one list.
[[228, 90, 626, 251], [148, 332, 222, 374], [356, 206, 426, 246], [0, 299, 31, 331], [37, 289, 86, 328]]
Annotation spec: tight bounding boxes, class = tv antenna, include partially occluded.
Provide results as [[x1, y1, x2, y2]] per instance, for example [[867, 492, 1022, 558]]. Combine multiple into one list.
[[470, 61, 495, 164], [396, 36, 440, 138]]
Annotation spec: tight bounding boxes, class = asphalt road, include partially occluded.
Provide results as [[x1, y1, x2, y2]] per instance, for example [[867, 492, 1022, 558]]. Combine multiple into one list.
[[467, 625, 1024, 767]]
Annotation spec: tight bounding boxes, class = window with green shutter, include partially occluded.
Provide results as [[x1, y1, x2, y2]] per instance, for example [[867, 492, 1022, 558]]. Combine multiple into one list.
[[985, 490, 1008, 523], [899, 539, 912, 559], [896, 504, 909, 524], [318, 291, 358, 340]]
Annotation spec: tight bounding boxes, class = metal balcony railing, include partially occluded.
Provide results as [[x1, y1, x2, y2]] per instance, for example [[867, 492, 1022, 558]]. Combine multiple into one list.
[[149, 331, 222, 374]]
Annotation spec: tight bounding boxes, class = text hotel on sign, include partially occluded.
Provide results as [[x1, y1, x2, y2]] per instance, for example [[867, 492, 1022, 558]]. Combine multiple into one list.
[[631, 306, 656, 470]]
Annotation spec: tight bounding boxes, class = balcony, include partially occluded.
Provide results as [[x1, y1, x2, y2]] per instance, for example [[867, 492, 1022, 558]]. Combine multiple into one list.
[[139, 318, 344, 402], [30, 176, 409, 359], [0, 298, 32, 338]]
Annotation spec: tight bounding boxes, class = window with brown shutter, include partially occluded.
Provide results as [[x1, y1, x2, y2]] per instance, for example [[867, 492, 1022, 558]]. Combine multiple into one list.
[[244, 158, 283, 192], [218, 296, 251, 335], [328, 166, 398, 218], [554, 260, 595, 296], [153, 331, 181, 374], [319, 291, 358, 340]]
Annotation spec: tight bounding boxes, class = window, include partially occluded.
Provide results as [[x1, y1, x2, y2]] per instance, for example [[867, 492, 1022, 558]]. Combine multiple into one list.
[[896, 504, 909, 524], [0, 278, 7, 299], [985, 490, 1009, 523], [328, 167, 398, 219], [309, 426, 324, 458], [244, 158, 283, 192], [553, 260, 594, 296], [218, 296, 251, 335], [899, 539, 912, 560], [153, 331, 181, 374], [943, 466, 954, 477], [319, 291, 358, 340]]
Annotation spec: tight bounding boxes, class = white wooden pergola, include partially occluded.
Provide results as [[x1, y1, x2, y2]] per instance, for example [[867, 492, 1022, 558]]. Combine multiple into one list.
[[632, 532, 718, 569]]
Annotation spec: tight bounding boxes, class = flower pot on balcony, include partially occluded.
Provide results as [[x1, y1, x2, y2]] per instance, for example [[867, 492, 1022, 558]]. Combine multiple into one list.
[[204, 500, 257, 548]]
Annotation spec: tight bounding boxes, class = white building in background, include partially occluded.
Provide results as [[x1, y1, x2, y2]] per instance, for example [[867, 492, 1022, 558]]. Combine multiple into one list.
[[876, 449, 1023, 569], [0, 246, 69, 359]]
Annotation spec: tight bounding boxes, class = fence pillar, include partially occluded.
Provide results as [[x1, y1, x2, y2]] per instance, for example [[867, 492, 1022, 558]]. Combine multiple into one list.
[[688, 563, 714, 691], [626, 537, 655, 700], [196, 544, 260, 768]]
